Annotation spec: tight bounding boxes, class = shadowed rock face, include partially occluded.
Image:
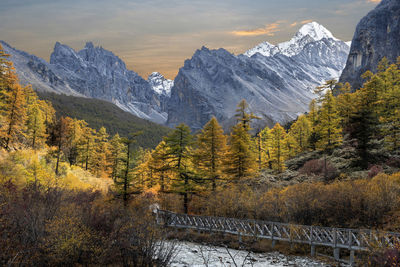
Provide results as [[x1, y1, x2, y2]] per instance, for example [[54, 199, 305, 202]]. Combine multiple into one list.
[[167, 37, 349, 131], [340, 0, 400, 90], [49, 42, 167, 124]]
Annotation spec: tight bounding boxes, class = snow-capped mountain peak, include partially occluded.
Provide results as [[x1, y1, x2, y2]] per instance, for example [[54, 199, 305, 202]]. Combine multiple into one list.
[[148, 72, 174, 96], [243, 41, 278, 58], [296, 22, 337, 42], [244, 21, 340, 57]]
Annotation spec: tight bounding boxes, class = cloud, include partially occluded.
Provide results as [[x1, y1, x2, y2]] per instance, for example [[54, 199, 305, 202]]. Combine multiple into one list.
[[290, 22, 298, 27], [367, 0, 380, 2], [301, 19, 313, 24], [231, 22, 281, 37]]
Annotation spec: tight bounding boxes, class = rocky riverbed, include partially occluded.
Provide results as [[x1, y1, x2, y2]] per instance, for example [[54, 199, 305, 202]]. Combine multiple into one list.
[[169, 241, 330, 267]]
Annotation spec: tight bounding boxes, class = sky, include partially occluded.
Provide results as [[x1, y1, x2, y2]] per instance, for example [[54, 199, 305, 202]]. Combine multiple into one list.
[[0, 0, 381, 79]]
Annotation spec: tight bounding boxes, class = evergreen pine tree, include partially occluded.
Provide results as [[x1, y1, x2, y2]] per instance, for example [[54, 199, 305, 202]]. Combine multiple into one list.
[[307, 99, 320, 150]]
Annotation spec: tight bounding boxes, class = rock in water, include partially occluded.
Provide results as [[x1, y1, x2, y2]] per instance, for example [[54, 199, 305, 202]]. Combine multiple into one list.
[[339, 0, 400, 90]]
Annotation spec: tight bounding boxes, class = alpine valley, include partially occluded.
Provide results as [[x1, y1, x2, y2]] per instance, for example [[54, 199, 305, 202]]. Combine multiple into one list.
[[1, 22, 350, 131]]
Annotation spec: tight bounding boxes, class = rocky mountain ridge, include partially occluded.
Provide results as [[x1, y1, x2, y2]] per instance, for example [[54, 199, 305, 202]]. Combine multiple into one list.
[[339, 0, 400, 89], [167, 22, 350, 130], [1, 41, 170, 124]]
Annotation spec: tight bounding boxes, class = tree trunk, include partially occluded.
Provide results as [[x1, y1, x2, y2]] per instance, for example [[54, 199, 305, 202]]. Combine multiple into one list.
[[123, 142, 131, 207], [55, 141, 61, 175], [85, 139, 90, 170], [183, 173, 189, 214]]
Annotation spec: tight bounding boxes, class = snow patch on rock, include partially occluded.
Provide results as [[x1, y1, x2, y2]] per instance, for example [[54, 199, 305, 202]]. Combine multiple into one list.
[[148, 72, 174, 96]]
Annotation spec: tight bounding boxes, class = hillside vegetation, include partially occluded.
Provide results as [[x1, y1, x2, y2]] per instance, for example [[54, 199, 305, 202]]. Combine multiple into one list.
[[38, 92, 171, 149]]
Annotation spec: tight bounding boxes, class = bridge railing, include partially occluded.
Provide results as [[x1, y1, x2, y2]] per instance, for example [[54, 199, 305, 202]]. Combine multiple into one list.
[[156, 209, 400, 251]]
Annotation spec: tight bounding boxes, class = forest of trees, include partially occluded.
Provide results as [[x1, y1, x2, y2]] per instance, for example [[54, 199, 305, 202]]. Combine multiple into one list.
[[130, 57, 400, 214], [37, 92, 171, 149], [0, 44, 399, 265]]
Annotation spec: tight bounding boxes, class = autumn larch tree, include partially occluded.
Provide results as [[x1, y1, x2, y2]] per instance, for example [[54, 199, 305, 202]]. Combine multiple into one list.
[[314, 79, 337, 102], [288, 115, 311, 153], [376, 60, 400, 151], [1, 83, 27, 150], [78, 125, 95, 171], [316, 91, 342, 152], [91, 127, 110, 177], [164, 123, 195, 214], [269, 123, 288, 173], [225, 100, 258, 180], [336, 82, 356, 130], [109, 133, 125, 182], [53, 117, 70, 175], [0, 44, 18, 101], [193, 117, 228, 191], [148, 140, 171, 192], [258, 126, 273, 169], [115, 132, 142, 206]]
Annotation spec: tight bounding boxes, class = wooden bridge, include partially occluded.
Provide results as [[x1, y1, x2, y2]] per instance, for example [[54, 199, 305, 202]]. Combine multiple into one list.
[[156, 210, 400, 266]]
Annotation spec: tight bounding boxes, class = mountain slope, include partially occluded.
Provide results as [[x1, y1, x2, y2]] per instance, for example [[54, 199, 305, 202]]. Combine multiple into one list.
[[339, 0, 400, 89], [37, 92, 171, 149], [167, 22, 350, 131], [1, 41, 169, 124]]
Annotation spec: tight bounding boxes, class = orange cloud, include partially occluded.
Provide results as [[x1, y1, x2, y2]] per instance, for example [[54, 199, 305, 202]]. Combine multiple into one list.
[[367, 0, 380, 2], [301, 19, 313, 24], [290, 22, 298, 27], [231, 22, 281, 37]]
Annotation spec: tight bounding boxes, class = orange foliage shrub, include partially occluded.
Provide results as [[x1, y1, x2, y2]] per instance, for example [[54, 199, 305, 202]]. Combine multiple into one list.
[[189, 172, 400, 230], [0, 181, 177, 266]]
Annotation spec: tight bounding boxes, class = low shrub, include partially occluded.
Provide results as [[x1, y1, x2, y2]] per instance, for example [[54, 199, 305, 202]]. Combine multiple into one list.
[[0, 181, 177, 266], [368, 164, 383, 178], [299, 158, 338, 181], [368, 244, 400, 267]]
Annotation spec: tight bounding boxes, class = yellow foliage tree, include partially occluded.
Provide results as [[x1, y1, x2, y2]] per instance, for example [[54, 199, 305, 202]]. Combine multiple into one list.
[[193, 117, 228, 191], [225, 100, 258, 180], [316, 91, 342, 151], [288, 115, 311, 153], [148, 140, 172, 192], [0, 83, 27, 150], [269, 123, 288, 172]]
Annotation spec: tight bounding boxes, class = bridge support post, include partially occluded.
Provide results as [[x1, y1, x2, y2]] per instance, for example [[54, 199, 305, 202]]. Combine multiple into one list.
[[350, 250, 355, 266], [271, 240, 276, 248], [311, 245, 316, 257], [334, 248, 340, 261]]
